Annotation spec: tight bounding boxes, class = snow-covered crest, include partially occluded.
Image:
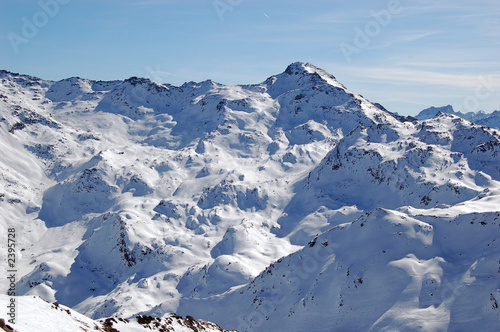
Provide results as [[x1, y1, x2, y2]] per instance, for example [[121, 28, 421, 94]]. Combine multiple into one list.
[[1, 63, 499, 331]]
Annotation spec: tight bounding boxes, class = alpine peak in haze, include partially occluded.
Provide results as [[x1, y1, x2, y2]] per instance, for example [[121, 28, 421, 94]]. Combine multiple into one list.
[[416, 104, 500, 129], [0, 63, 499, 331]]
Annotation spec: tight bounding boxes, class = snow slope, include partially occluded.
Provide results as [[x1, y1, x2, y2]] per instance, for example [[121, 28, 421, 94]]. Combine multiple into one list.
[[179, 207, 500, 331], [0, 294, 232, 331], [0, 63, 499, 331]]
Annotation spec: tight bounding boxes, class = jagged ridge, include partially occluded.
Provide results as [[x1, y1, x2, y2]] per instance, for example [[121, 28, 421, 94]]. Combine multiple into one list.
[[0, 63, 499, 331]]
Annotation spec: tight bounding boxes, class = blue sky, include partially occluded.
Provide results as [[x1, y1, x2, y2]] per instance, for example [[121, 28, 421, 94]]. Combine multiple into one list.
[[1, 0, 499, 116]]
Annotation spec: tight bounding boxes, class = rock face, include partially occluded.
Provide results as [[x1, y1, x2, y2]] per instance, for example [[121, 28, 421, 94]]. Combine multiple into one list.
[[0, 63, 499, 331]]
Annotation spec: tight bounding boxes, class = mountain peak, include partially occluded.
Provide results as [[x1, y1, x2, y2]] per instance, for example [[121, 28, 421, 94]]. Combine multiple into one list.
[[283, 62, 337, 81], [416, 105, 455, 120], [3, 64, 500, 332], [263, 62, 346, 98], [284, 62, 312, 75], [415, 105, 500, 129]]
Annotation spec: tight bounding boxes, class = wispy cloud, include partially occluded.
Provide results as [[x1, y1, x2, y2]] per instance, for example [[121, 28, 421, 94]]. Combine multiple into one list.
[[312, 13, 361, 25], [356, 30, 439, 52], [349, 67, 500, 88], [398, 61, 500, 69], [128, 0, 185, 6], [395, 31, 437, 43]]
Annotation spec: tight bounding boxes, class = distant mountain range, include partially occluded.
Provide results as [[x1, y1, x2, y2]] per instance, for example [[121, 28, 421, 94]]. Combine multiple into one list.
[[416, 105, 500, 129], [1, 63, 499, 331]]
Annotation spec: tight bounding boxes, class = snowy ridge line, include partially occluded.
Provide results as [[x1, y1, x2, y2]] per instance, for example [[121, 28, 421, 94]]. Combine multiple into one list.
[[0, 294, 234, 332], [0, 62, 499, 331], [415, 104, 500, 130]]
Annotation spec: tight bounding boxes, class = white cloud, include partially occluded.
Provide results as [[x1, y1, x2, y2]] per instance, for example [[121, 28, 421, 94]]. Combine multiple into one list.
[[340, 66, 500, 89]]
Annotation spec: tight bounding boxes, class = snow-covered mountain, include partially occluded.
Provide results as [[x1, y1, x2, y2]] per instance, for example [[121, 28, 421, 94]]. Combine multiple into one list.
[[0, 294, 232, 332], [416, 105, 500, 129], [0, 63, 499, 331]]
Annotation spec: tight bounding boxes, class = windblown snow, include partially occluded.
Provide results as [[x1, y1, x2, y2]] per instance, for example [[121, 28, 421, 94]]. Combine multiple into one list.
[[0, 63, 499, 331]]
